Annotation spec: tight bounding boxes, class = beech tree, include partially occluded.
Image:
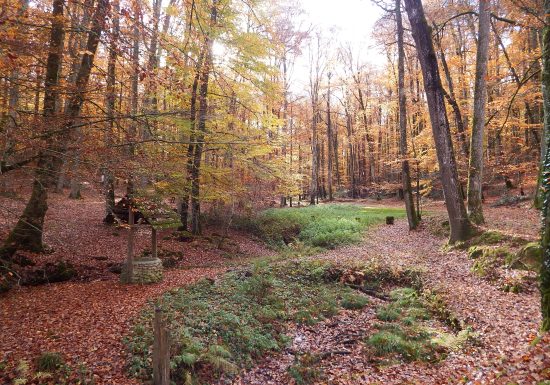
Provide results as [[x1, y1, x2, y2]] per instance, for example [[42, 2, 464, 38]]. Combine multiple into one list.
[[396, 0, 418, 230], [466, 0, 490, 224], [540, 0, 550, 333], [1, 0, 110, 256], [404, 0, 471, 242]]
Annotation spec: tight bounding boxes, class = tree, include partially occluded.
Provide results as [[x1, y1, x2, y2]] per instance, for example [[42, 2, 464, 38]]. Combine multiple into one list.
[[1, 0, 110, 256], [396, 0, 418, 230], [540, 0, 550, 332], [190, 0, 218, 235], [103, 0, 120, 223], [308, 33, 324, 205], [404, 0, 471, 243], [466, 0, 490, 224], [326, 71, 334, 201], [0, 0, 65, 255]]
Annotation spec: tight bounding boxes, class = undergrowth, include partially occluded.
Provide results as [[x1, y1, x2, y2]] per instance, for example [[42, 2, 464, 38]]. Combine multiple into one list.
[[125, 259, 371, 384], [4, 356, 95, 385], [234, 204, 405, 250], [367, 288, 475, 363]]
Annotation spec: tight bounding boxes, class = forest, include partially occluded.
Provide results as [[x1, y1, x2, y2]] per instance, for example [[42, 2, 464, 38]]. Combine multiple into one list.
[[0, 0, 549, 383]]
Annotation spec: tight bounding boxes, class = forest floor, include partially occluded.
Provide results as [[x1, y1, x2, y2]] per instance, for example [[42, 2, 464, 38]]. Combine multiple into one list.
[[231, 202, 546, 385], [0, 189, 548, 384], [0, 190, 274, 384]]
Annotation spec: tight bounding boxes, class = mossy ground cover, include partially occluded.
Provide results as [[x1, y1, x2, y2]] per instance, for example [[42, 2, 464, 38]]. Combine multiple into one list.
[[125, 260, 464, 384], [235, 204, 405, 249], [125, 205, 462, 385], [367, 288, 451, 364], [125, 259, 370, 384]]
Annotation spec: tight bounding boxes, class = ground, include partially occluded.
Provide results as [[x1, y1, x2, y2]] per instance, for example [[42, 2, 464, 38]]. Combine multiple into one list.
[[0, 189, 547, 384], [230, 205, 544, 384]]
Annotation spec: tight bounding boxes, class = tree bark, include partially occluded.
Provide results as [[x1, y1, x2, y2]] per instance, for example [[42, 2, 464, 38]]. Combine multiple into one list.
[[0, 0, 29, 191], [404, 0, 471, 243], [540, 0, 550, 332], [397, 0, 418, 230], [466, 0, 490, 224], [1, 0, 65, 256], [180, 48, 205, 231], [434, 28, 469, 157]]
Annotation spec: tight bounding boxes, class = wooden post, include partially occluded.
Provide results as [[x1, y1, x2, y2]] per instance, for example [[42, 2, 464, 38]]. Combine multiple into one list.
[[126, 203, 135, 282], [152, 227, 157, 259], [153, 307, 170, 385]]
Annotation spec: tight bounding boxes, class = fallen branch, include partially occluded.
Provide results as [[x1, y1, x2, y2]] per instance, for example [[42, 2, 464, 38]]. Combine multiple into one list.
[[345, 284, 391, 301], [319, 350, 352, 359]]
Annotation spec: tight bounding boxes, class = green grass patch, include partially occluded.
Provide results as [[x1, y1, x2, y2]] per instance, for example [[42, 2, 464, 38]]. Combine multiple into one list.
[[234, 204, 405, 250], [367, 329, 435, 362], [125, 259, 370, 383], [368, 288, 448, 363], [36, 352, 64, 372], [341, 292, 369, 310]]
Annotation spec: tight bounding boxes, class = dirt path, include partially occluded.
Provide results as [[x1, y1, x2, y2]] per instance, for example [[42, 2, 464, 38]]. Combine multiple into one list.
[[233, 208, 543, 384]]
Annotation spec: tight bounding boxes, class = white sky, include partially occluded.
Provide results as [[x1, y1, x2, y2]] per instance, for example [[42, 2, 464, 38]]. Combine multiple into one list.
[[291, 0, 386, 93]]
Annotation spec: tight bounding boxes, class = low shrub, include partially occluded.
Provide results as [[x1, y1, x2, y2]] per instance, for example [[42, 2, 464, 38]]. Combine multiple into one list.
[[341, 292, 369, 310], [36, 352, 64, 372]]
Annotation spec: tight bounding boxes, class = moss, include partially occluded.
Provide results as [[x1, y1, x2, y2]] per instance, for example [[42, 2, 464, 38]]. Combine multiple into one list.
[[468, 245, 485, 259], [470, 247, 512, 279], [506, 242, 543, 271], [475, 231, 506, 245], [341, 292, 369, 310]]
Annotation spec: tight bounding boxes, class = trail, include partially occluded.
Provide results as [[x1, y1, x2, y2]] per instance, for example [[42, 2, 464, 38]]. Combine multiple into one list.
[[233, 205, 544, 385]]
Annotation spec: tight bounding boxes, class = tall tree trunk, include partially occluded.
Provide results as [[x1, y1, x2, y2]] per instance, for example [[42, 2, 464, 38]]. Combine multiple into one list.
[[539, 0, 550, 332], [179, 49, 205, 231], [142, 0, 162, 138], [126, 3, 139, 196], [356, 85, 376, 184], [2, 0, 109, 256], [404, 0, 471, 243], [466, 0, 490, 224], [326, 72, 333, 200], [103, 0, 120, 223], [310, 107, 319, 204], [190, 0, 217, 235], [345, 106, 357, 198], [434, 28, 469, 157], [1, 0, 65, 256], [1, 0, 29, 191], [66, 0, 94, 199], [397, 0, 418, 230]]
